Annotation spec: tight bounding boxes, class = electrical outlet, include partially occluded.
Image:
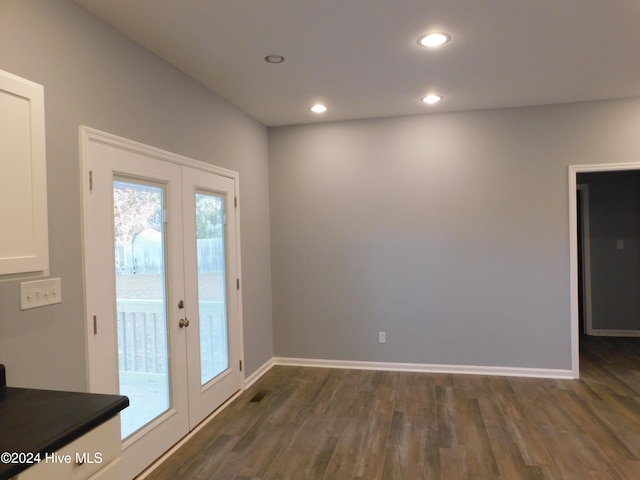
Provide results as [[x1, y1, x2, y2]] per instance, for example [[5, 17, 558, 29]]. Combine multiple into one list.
[[20, 278, 62, 310], [379, 332, 386, 344]]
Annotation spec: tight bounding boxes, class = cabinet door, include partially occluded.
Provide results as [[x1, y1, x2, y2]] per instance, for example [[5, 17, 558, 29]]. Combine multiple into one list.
[[0, 69, 48, 275], [16, 416, 121, 480]]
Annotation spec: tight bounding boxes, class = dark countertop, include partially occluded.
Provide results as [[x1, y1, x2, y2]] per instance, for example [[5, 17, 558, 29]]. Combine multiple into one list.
[[0, 365, 128, 480]]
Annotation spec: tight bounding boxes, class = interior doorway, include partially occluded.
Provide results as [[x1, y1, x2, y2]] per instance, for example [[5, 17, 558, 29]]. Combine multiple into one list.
[[569, 162, 640, 377]]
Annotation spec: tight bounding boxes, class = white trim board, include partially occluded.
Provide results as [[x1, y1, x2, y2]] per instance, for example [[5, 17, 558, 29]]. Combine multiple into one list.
[[273, 357, 574, 379], [243, 358, 275, 389], [80, 126, 239, 179], [588, 330, 640, 337]]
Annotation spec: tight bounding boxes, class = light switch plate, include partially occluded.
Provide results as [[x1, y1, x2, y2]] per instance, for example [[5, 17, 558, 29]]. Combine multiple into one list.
[[20, 278, 62, 310]]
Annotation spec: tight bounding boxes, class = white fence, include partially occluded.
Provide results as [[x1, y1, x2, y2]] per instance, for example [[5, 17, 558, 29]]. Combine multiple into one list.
[[116, 236, 224, 274]]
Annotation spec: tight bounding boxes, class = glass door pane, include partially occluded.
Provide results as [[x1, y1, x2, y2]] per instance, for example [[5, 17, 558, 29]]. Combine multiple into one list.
[[195, 192, 229, 385], [113, 179, 170, 439]]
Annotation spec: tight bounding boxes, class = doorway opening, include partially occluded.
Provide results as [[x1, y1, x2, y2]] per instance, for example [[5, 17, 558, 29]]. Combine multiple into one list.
[[569, 162, 640, 377]]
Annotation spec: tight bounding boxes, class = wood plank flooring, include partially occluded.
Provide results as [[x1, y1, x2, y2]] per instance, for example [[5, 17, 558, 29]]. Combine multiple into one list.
[[146, 336, 640, 479]]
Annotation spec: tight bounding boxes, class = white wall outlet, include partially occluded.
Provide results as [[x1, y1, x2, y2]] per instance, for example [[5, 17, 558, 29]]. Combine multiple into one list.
[[378, 332, 386, 344], [616, 239, 624, 250], [20, 277, 62, 310]]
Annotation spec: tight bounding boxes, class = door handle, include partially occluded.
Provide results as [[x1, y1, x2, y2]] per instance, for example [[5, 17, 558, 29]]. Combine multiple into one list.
[[179, 318, 190, 328]]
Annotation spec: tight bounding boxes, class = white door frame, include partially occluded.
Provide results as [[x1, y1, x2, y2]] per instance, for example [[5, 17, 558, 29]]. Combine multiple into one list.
[[80, 126, 245, 476], [568, 161, 640, 378]]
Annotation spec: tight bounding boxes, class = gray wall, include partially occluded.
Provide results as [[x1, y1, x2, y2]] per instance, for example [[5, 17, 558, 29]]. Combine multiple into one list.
[[0, 0, 273, 389], [578, 171, 640, 331], [269, 98, 640, 370], [4, 0, 640, 386]]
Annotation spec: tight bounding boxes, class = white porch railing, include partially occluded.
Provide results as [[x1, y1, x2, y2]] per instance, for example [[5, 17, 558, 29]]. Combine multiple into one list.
[[116, 299, 226, 375]]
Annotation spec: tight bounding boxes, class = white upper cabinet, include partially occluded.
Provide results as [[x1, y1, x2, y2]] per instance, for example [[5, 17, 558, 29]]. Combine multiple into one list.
[[0, 69, 48, 275]]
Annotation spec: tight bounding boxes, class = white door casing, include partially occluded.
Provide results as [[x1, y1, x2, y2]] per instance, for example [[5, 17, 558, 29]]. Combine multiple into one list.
[[568, 161, 640, 378], [81, 127, 244, 479]]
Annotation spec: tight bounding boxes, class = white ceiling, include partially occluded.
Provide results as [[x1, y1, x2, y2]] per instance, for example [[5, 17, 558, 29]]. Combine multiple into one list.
[[73, 0, 640, 127]]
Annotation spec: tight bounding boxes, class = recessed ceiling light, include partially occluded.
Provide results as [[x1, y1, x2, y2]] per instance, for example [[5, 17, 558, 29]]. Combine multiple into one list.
[[264, 54, 285, 64], [422, 95, 443, 104], [417, 33, 451, 48], [310, 104, 328, 113]]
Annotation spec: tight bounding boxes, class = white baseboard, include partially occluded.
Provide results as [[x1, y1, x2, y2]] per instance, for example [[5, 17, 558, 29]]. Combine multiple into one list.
[[587, 329, 640, 337], [273, 356, 574, 379], [243, 357, 276, 389]]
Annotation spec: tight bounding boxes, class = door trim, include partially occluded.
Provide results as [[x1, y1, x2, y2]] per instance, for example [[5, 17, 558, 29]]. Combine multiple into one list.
[[568, 161, 640, 378]]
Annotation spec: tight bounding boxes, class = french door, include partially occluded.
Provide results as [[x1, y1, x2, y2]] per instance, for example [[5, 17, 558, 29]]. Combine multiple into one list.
[[82, 128, 243, 479]]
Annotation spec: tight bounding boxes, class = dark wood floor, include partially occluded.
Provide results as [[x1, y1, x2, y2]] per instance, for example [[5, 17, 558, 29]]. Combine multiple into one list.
[[146, 336, 640, 480]]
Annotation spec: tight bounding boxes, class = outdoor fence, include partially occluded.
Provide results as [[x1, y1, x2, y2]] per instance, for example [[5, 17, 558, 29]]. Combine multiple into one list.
[[116, 236, 224, 275]]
